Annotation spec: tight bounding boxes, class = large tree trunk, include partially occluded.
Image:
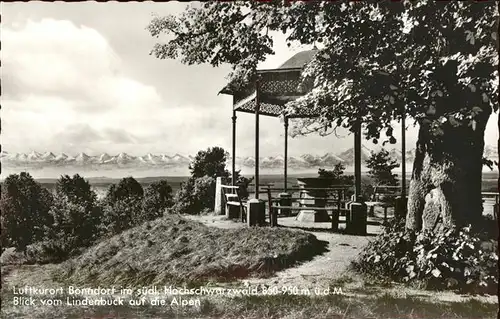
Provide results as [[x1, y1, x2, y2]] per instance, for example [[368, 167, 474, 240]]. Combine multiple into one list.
[[405, 111, 491, 233]]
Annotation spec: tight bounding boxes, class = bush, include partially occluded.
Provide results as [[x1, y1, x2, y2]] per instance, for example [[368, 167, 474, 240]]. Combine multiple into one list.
[[48, 175, 101, 250], [55, 174, 97, 205], [99, 177, 145, 237], [141, 180, 174, 220], [232, 172, 254, 200], [172, 176, 216, 215], [318, 163, 354, 186], [0, 172, 54, 252], [352, 219, 498, 294], [100, 196, 144, 237], [189, 146, 230, 179], [105, 176, 144, 204], [48, 196, 102, 257]]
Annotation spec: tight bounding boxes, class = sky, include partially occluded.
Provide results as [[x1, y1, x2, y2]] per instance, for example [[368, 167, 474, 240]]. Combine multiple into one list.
[[1, 2, 498, 158]]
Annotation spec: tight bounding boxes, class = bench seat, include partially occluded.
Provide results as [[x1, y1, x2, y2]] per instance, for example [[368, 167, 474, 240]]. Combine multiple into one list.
[[269, 205, 349, 211]]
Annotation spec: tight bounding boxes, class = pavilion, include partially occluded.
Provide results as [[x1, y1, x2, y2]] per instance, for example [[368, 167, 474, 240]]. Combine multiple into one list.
[[219, 48, 407, 227]]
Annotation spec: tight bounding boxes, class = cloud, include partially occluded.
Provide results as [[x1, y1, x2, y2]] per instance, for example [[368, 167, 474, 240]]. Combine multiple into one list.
[[1, 18, 177, 154], [1, 15, 497, 159]]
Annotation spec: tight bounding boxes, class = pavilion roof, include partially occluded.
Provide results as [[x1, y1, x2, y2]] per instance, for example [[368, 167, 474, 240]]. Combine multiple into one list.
[[219, 49, 320, 118]]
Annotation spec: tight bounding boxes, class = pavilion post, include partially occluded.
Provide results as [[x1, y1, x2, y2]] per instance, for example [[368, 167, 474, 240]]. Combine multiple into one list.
[[354, 122, 362, 201], [284, 117, 289, 192], [254, 78, 260, 199], [401, 114, 406, 199], [347, 119, 367, 235], [246, 77, 266, 227], [395, 110, 408, 220], [231, 109, 237, 186]]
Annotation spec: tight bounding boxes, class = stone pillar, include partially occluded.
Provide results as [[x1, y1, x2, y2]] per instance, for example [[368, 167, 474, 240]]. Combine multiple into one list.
[[346, 195, 367, 235], [278, 192, 292, 216], [214, 177, 225, 215], [247, 199, 265, 227]]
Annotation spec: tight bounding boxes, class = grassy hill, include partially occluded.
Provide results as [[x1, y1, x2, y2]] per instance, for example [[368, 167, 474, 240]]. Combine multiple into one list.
[[51, 214, 328, 287]]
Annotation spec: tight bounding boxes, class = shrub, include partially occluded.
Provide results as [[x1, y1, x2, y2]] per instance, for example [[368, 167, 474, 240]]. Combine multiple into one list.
[[366, 149, 400, 187], [172, 176, 216, 215], [49, 174, 101, 246], [318, 163, 353, 185], [141, 180, 174, 220], [100, 196, 144, 237], [189, 146, 230, 179], [0, 172, 54, 252], [352, 219, 498, 294], [48, 196, 102, 257], [99, 177, 145, 237], [105, 176, 144, 204], [55, 174, 97, 205], [232, 172, 254, 200]]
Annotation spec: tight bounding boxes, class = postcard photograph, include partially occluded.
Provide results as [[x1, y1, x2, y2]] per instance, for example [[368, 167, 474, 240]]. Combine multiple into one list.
[[1, 1, 499, 318]]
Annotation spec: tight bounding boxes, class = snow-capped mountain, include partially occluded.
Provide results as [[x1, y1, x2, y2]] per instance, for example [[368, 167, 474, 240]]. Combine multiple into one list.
[[27, 151, 42, 161], [40, 152, 56, 161], [301, 154, 322, 166], [95, 153, 112, 164], [74, 152, 91, 163], [337, 145, 372, 163], [116, 152, 136, 164], [54, 153, 69, 162], [171, 153, 190, 163], [242, 156, 256, 167], [321, 153, 344, 166], [3, 145, 497, 172]]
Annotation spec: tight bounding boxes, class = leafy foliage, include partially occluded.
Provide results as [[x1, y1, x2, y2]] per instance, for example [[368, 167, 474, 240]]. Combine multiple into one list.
[[141, 180, 174, 220], [46, 175, 101, 258], [353, 219, 498, 294], [148, 1, 498, 142], [100, 196, 144, 237], [318, 163, 354, 186], [173, 146, 252, 214], [101, 177, 145, 237], [105, 176, 144, 204], [172, 176, 216, 215], [55, 174, 97, 205], [366, 149, 400, 187], [189, 146, 230, 179], [0, 173, 54, 252], [231, 171, 254, 200]]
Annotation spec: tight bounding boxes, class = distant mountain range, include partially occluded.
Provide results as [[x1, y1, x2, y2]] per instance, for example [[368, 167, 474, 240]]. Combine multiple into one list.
[[1, 145, 497, 171]]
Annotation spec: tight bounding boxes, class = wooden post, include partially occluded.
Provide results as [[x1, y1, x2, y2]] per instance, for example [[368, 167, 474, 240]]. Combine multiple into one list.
[[332, 189, 341, 231], [284, 117, 289, 192], [401, 111, 406, 200], [255, 77, 260, 199], [231, 110, 237, 186], [267, 186, 276, 227], [354, 122, 362, 201]]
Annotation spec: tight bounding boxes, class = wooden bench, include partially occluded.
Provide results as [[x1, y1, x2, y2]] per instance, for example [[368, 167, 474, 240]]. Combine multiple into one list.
[[265, 186, 351, 230], [221, 185, 247, 222], [365, 185, 400, 222]]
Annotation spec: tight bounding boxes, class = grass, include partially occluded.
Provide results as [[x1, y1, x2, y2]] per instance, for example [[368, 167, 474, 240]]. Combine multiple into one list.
[[1, 288, 496, 319], [50, 214, 328, 287]]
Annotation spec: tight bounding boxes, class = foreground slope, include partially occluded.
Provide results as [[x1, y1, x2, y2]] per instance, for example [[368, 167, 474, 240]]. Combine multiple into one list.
[[53, 214, 327, 286]]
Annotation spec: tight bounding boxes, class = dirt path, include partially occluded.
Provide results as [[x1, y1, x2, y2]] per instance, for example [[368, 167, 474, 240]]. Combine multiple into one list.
[[187, 215, 378, 290], [188, 215, 498, 304]]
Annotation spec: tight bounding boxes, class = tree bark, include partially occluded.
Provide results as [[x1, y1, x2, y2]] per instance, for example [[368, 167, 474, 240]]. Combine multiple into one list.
[[495, 3, 499, 315], [405, 111, 490, 233]]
